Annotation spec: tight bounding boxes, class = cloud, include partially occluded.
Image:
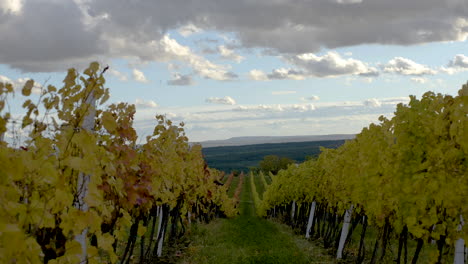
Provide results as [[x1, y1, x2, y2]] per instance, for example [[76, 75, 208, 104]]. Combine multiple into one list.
[[178, 23, 203, 37], [272, 91, 297, 95], [266, 68, 307, 80], [135, 99, 157, 109], [219, 45, 244, 63], [0, 0, 105, 72], [411, 77, 427, 84], [250, 52, 378, 81], [2, 0, 467, 73], [286, 52, 379, 78], [132, 69, 148, 83], [363, 98, 382, 108], [440, 54, 468, 74], [383, 57, 437, 76], [334, 0, 363, 4], [159, 36, 236, 81], [0, 0, 23, 14], [301, 96, 320, 101], [108, 68, 128, 81], [132, 97, 411, 141], [233, 104, 316, 113], [248, 69, 268, 81], [205, 96, 236, 105], [167, 73, 194, 86], [0, 75, 42, 95], [0, 2, 235, 81], [448, 54, 468, 68]]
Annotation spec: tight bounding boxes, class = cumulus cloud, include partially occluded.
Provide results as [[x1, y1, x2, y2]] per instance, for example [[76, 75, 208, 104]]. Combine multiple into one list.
[[0, 2, 235, 81], [266, 68, 307, 80], [248, 69, 268, 81], [448, 54, 468, 68], [250, 52, 378, 81], [132, 69, 148, 83], [286, 52, 379, 78], [135, 99, 157, 109], [440, 54, 468, 74], [205, 96, 236, 105], [272, 91, 297, 95], [1, 0, 467, 73], [219, 45, 244, 63], [383, 57, 437, 76], [167, 73, 194, 86], [363, 98, 382, 108], [157, 36, 237, 81]]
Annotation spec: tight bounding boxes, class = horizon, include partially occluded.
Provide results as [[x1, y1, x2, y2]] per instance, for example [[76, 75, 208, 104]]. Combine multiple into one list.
[[193, 133, 355, 142], [1, 0, 468, 142]]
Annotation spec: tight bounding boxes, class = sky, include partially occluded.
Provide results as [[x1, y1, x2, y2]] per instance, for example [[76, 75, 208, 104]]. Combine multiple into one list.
[[1, 0, 468, 142]]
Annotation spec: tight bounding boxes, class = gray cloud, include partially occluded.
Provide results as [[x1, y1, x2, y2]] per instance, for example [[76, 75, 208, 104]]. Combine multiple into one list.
[[448, 54, 468, 68], [2, 0, 468, 72], [440, 54, 468, 74], [167, 73, 195, 86], [0, 0, 105, 72], [267, 68, 307, 80]]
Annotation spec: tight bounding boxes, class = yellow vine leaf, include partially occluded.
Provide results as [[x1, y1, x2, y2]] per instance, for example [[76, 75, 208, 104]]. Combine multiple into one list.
[[21, 79, 34, 96], [102, 111, 118, 133]]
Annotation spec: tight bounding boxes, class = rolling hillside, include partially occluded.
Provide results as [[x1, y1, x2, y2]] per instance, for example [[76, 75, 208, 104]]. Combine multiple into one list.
[[202, 139, 347, 172]]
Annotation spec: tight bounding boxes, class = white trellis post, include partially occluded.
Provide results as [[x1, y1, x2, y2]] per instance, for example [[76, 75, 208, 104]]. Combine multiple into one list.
[[157, 228, 165, 257], [305, 201, 316, 238], [291, 200, 296, 223], [454, 215, 465, 264], [431, 225, 437, 244], [337, 204, 354, 259], [74, 91, 95, 263]]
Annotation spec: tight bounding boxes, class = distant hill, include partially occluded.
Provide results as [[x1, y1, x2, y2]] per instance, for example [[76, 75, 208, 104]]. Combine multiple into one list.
[[195, 134, 355, 148], [202, 139, 349, 173]]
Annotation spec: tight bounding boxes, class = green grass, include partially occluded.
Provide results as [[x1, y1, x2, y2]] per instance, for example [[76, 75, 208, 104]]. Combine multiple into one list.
[[221, 173, 230, 183], [178, 173, 334, 264], [253, 173, 266, 199], [227, 176, 240, 198]]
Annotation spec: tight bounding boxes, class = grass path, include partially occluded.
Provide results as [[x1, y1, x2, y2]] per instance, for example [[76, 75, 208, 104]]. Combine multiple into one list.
[[179, 175, 334, 264]]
